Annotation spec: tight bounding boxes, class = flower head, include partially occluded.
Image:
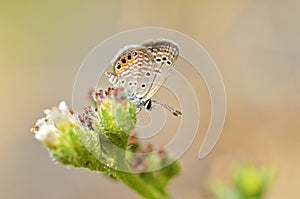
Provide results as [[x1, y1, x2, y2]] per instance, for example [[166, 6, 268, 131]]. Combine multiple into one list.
[[31, 87, 181, 199], [31, 101, 74, 147]]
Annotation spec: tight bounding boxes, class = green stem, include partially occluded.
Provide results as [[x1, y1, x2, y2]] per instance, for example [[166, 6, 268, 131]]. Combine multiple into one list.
[[116, 171, 170, 199], [80, 148, 170, 199]]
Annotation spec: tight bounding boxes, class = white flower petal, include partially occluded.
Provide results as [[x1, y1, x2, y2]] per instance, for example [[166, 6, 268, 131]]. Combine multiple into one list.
[[33, 101, 72, 145], [35, 118, 47, 127], [58, 101, 68, 111], [34, 124, 57, 143]]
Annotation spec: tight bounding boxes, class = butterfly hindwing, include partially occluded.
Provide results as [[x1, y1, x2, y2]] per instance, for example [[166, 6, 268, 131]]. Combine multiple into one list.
[[109, 45, 154, 106], [140, 39, 179, 99]]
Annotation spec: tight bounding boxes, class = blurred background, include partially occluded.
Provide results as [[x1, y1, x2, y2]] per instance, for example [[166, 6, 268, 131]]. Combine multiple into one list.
[[1, 0, 299, 198]]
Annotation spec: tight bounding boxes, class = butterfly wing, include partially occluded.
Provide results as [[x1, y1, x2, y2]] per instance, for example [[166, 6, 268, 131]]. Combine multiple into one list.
[[107, 45, 155, 107], [106, 39, 179, 108], [138, 39, 180, 100]]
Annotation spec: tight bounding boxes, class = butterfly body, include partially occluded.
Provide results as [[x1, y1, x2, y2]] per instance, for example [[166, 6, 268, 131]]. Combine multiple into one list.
[[105, 39, 181, 116]]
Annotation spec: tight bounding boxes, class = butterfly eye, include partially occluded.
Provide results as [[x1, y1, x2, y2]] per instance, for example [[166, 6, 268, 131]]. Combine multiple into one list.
[[144, 99, 152, 110]]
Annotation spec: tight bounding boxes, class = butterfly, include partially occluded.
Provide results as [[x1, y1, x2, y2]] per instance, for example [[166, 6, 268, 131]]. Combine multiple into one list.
[[105, 39, 182, 116]]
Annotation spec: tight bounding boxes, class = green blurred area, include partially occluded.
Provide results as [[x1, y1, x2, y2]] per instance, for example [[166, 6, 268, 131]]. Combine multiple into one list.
[[209, 164, 276, 199], [0, 1, 299, 199]]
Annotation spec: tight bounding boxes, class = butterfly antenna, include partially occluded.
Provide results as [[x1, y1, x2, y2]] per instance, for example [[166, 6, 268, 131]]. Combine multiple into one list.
[[152, 100, 182, 117]]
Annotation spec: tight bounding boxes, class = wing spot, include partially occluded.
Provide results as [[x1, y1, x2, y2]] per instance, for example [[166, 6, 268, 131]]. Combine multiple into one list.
[[141, 83, 146, 88], [116, 63, 121, 69], [145, 72, 151, 77], [127, 53, 132, 60], [121, 57, 126, 64]]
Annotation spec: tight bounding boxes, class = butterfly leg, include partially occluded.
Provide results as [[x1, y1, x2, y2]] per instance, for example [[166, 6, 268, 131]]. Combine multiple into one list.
[[135, 107, 142, 114]]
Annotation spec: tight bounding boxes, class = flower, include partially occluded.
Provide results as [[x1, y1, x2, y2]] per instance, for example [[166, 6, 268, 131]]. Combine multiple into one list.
[[31, 88, 181, 199], [31, 101, 73, 147]]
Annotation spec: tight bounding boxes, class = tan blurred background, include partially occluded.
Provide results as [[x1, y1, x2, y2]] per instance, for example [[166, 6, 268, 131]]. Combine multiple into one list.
[[1, 0, 299, 198]]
